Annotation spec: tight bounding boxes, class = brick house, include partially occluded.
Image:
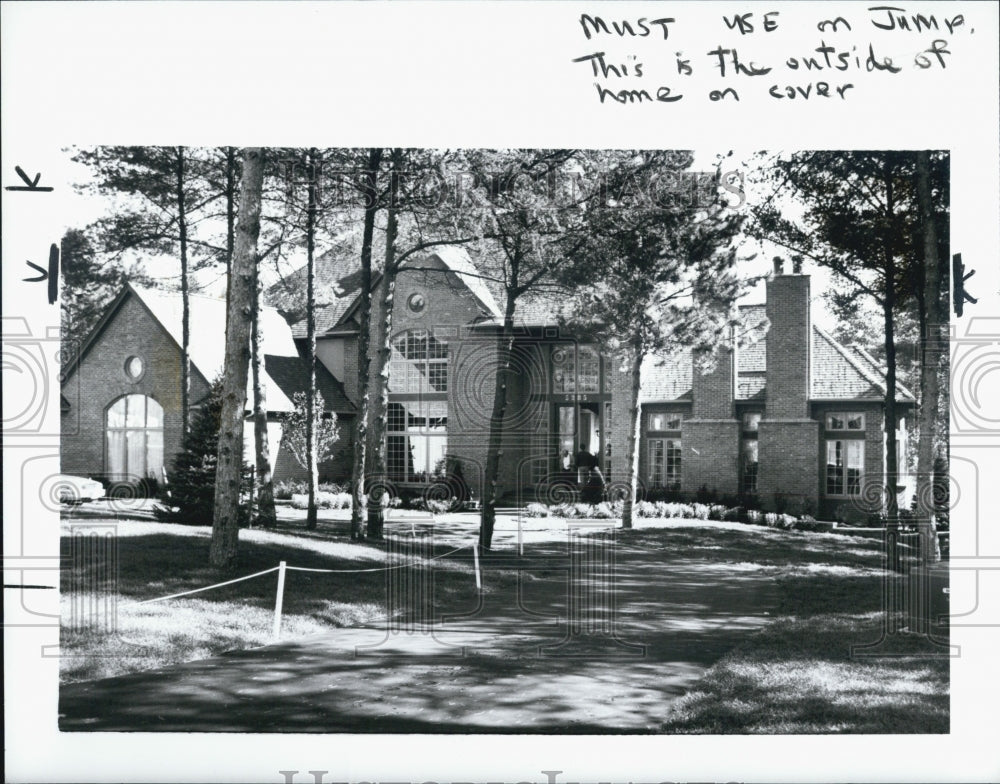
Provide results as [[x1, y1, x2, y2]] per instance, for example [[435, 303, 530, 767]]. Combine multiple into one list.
[[278, 248, 914, 521], [62, 251, 913, 521], [60, 283, 355, 487]]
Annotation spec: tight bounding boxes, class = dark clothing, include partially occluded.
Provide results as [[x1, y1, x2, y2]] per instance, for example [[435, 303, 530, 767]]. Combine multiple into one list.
[[580, 466, 606, 504], [576, 449, 597, 470]]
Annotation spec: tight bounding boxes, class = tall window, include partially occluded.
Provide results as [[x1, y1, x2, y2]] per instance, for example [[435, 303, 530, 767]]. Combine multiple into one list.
[[106, 394, 164, 480], [740, 410, 761, 494], [552, 345, 599, 394], [826, 440, 864, 495], [741, 440, 759, 494], [389, 329, 449, 394], [387, 401, 447, 483], [387, 329, 449, 483], [648, 438, 681, 488]]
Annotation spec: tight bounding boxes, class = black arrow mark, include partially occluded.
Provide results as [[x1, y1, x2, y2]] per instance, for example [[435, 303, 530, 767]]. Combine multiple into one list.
[[22, 244, 60, 304], [5, 165, 54, 192]]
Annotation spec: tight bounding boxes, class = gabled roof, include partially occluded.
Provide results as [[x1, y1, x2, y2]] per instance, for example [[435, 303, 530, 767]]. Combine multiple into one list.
[[334, 246, 504, 330], [638, 307, 916, 405], [265, 248, 366, 339], [63, 283, 354, 414], [279, 246, 503, 338]]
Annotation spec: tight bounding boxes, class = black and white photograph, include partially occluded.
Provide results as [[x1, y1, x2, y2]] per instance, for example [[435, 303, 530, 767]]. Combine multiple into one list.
[[52, 146, 951, 735], [3, 3, 999, 783]]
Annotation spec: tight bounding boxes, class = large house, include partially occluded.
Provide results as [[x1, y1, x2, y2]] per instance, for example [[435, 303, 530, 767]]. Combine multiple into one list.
[[61, 251, 914, 522]]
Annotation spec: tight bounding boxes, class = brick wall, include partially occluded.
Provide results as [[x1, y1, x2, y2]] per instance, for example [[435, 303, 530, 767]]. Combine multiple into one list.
[[61, 293, 209, 480], [756, 419, 820, 514], [681, 420, 740, 496], [327, 254, 498, 493], [692, 345, 735, 419], [765, 274, 811, 419]]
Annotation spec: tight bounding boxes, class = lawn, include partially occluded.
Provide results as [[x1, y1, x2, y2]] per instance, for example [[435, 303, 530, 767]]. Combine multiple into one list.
[[60, 512, 949, 734], [59, 517, 488, 683], [634, 525, 951, 733]]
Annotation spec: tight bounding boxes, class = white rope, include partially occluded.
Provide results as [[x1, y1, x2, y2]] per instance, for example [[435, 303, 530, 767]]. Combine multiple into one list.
[[133, 566, 280, 605], [284, 544, 468, 574], [131, 544, 472, 605]]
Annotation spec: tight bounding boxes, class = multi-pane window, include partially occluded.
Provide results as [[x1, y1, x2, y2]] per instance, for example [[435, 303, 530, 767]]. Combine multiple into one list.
[[552, 345, 600, 394], [648, 411, 684, 431], [387, 401, 448, 483], [826, 439, 864, 495], [389, 329, 449, 394], [648, 438, 681, 488], [106, 394, 164, 480], [826, 412, 865, 431]]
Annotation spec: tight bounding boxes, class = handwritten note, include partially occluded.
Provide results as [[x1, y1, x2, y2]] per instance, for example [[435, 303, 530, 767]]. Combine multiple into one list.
[[570, 6, 974, 104]]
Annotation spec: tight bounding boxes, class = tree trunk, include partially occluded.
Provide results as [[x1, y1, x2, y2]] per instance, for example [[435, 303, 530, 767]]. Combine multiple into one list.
[[367, 150, 401, 541], [915, 151, 942, 563], [882, 163, 900, 524], [224, 145, 236, 338], [210, 148, 265, 570], [305, 150, 320, 531], [177, 147, 191, 434], [621, 336, 644, 529], [251, 266, 277, 529], [350, 148, 383, 540], [480, 278, 519, 552]]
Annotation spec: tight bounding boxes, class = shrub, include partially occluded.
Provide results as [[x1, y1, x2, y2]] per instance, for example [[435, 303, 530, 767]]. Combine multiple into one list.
[[290, 491, 351, 510], [635, 501, 657, 518], [274, 479, 308, 500], [590, 502, 615, 519], [692, 503, 711, 520], [409, 497, 453, 515], [157, 380, 250, 527], [524, 502, 550, 518]]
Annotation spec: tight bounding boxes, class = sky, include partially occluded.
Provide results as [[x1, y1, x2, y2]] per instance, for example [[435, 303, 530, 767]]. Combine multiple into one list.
[[55, 146, 844, 331]]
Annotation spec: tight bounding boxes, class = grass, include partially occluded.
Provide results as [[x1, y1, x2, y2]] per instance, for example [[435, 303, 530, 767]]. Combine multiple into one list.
[[61, 513, 949, 734], [650, 527, 951, 733], [60, 519, 486, 683]]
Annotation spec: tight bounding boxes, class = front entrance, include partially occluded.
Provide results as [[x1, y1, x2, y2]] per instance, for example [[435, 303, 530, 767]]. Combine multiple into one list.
[[554, 401, 604, 478]]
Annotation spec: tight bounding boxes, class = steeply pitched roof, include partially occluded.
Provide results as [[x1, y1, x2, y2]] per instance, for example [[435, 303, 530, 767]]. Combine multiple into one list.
[[637, 313, 915, 405], [640, 355, 692, 403], [64, 284, 354, 414], [264, 248, 366, 338]]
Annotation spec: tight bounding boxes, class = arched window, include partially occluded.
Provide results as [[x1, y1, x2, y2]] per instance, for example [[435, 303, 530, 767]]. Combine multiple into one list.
[[106, 394, 164, 480]]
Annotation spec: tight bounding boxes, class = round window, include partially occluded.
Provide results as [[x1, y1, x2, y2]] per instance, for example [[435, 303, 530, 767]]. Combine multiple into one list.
[[407, 293, 426, 313], [125, 356, 144, 380]]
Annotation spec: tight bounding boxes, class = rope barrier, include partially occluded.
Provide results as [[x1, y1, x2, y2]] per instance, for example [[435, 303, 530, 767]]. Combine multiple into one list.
[[283, 543, 468, 574], [132, 544, 472, 605], [133, 566, 280, 605], [129, 542, 481, 641]]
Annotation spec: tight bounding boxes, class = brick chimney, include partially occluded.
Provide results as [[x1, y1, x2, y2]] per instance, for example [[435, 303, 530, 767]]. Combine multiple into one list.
[[682, 327, 739, 496], [765, 259, 811, 419]]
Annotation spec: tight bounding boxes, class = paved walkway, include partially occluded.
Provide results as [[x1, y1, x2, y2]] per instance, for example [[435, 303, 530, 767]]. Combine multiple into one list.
[[60, 526, 780, 732]]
